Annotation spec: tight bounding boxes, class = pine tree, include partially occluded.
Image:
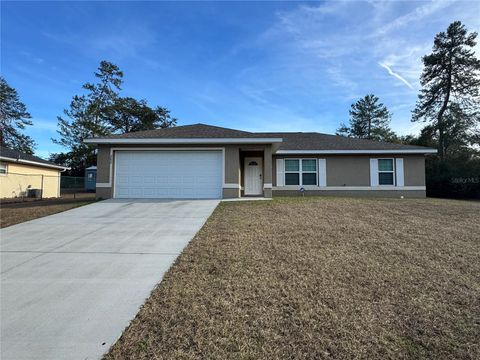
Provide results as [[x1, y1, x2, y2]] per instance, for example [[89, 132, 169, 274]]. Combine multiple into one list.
[[83, 60, 123, 130], [337, 94, 394, 141], [109, 97, 177, 133], [51, 60, 178, 174], [412, 21, 480, 159], [0, 77, 36, 154], [53, 61, 123, 171]]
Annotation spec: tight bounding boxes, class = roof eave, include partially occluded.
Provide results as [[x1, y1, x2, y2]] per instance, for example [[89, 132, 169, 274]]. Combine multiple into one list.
[[84, 137, 284, 145], [275, 149, 438, 155], [0, 156, 70, 170]]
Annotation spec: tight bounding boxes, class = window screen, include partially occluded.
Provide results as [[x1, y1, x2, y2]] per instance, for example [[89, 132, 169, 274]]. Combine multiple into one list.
[[378, 159, 394, 185]]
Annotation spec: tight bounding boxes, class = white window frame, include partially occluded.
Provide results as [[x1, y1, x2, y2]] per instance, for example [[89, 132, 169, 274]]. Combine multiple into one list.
[[284, 158, 318, 186], [0, 163, 7, 176], [377, 158, 395, 186], [301, 159, 318, 186], [284, 158, 300, 186]]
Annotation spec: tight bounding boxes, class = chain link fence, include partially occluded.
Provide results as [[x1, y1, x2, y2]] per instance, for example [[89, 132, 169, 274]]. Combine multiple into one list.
[[60, 176, 96, 199], [60, 176, 85, 191]]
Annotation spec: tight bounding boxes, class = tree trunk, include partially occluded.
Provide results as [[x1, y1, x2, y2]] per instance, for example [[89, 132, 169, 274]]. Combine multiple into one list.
[[438, 125, 445, 159], [437, 54, 453, 160], [437, 92, 450, 159], [367, 117, 372, 139]]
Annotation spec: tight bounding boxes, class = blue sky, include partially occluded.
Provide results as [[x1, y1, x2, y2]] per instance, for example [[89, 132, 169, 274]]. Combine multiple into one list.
[[2, 1, 479, 158]]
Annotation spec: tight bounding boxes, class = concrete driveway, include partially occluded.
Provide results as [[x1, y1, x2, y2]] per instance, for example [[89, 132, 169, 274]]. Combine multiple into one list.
[[0, 199, 219, 360]]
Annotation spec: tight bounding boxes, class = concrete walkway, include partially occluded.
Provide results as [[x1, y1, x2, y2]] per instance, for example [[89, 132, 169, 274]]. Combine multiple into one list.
[[0, 199, 219, 360]]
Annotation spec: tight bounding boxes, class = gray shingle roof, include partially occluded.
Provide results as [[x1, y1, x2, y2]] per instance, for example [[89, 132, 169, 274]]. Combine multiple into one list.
[[257, 132, 430, 151], [86, 123, 434, 152], [101, 123, 255, 138], [0, 147, 66, 169]]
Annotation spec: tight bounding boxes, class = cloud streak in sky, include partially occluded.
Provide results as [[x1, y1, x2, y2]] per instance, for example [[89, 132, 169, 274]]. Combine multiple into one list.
[[379, 62, 414, 89], [372, 0, 456, 37], [246, 0, 480, 135], [4, 0, 480, 157]]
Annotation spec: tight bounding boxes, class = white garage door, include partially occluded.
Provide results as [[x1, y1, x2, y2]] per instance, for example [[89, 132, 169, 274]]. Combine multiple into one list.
[[114, 151, 223, 199]]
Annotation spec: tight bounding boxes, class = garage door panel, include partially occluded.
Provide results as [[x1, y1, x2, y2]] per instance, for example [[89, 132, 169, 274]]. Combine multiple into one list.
[[143, 176, 155, 184], [156, 188, 169, 196], [131, 176, 142, 184], [131, 188, 142, 197], [169, 176, 181, 184], [142, 188, 155, 196], [117, 177, 129, 185], [183, 176, 195, 184], [168, 188, 181, 196], [116, 188, 130, 197], [114, 151, 222, 199]]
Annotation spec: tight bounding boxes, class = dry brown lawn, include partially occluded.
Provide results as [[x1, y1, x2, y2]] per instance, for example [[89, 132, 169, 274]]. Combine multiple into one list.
[[0, 198, 95, 228], [105, 197, 480, 360]]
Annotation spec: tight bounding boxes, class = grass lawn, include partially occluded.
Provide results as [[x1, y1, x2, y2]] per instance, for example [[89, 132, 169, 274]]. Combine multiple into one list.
[[105, 197, 480, 360], [0, 198, 95, 228]]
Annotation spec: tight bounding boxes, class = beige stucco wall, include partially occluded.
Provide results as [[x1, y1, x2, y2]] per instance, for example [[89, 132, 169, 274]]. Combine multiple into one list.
[[95, 144, 271, 199], [222, 188, 240, 198], [0, 162, 60, 198], [404, 156, 425, 186], [272, 154, 426, 187], [326, 156, 370, 186], [224, 146, 240, 185], [96, 145, 111, 184], [263, 145, 272, 185], [94, 144, 425, 199], [96, 186, 112, 199]]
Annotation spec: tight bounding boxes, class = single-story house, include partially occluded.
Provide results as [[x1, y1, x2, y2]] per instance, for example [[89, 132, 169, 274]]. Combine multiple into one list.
[[0, 147, 69, 199], [84, 123, 437, 199]]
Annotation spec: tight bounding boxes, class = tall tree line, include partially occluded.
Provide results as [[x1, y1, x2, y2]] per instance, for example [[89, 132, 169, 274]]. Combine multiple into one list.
[[412, 21, 479, 159], [51, 61, 177, 175], [410, 21, 480, 198], [0, 61, 177, 173], [2, 22, 478, 197], [337, 21, 479, 198], [0, 77, 36, 154]]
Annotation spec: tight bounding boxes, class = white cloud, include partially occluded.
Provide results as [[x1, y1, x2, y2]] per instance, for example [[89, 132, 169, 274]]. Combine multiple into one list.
[[378, 44, 429, 78], [379, 62, 414, 89], [244, 0, 480, 135], [31, 119, 58, 132], [325, 65, 359, 99], [373, 0, 456, 37], [20, 51, 45, 64], [43, 23, 156, 60], [88, 25, 156, 58]]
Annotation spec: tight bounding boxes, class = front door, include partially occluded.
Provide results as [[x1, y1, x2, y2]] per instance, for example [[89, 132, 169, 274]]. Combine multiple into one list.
[[244, 157, 263, 196]]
